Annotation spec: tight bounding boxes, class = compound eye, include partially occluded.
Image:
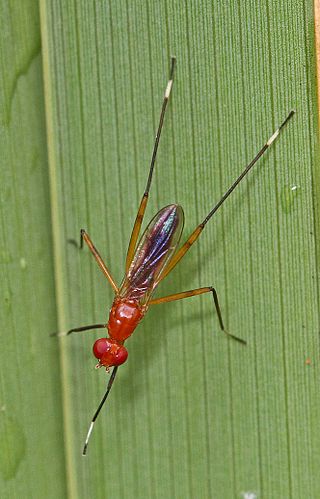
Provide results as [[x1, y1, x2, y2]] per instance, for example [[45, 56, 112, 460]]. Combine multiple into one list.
[[93, 337, 128, 367], [93, 338, 109, 359], [109, 344, 128, 366]]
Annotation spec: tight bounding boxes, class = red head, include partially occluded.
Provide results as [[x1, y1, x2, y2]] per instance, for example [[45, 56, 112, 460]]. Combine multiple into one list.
[[93, 337, 128, 369]]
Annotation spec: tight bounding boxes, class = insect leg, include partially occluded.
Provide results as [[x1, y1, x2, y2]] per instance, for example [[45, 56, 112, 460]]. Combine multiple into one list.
[[150, 286, 246, 344], [125, 57, 176, 272], [159, 111, 295, 281], [51, 323, 106, 337], [80, 229, 118, 293]]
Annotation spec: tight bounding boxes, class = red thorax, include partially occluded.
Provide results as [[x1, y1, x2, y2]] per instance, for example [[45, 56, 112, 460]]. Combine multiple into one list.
[[93, 298, 144, 369], [107, 298, 144, 341]]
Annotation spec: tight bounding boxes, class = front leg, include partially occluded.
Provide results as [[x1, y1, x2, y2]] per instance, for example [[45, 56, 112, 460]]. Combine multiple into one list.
[[51, 323, 106, 337]]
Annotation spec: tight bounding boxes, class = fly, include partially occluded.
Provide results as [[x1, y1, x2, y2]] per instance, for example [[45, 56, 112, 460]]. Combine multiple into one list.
[[56, 57, 294, 455]]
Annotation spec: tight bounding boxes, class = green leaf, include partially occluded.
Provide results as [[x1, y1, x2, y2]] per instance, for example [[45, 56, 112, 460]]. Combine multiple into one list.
[[2, 0, 319, 497], [0, 0, 67, 497]]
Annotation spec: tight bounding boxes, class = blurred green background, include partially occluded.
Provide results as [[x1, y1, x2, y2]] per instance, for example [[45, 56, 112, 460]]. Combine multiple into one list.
[[1, 1, 319, 498]]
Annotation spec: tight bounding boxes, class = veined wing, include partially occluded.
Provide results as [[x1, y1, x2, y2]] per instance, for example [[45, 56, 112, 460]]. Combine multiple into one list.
[[119, 204, 184, 305]]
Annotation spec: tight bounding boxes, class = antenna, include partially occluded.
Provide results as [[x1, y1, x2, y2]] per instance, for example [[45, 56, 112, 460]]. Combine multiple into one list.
[[82, 366, 118, 456]]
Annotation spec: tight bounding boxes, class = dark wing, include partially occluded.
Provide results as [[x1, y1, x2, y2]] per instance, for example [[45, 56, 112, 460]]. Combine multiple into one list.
[[119, 204, 184, 306]]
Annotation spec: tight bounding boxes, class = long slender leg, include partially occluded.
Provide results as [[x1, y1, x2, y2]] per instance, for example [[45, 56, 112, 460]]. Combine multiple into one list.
[[125, 57, 176, 272], [80, 229, 118, 293], [150, 286, 246, 344], [159, 111, 295, 281], [51, 323, 106, 337]]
